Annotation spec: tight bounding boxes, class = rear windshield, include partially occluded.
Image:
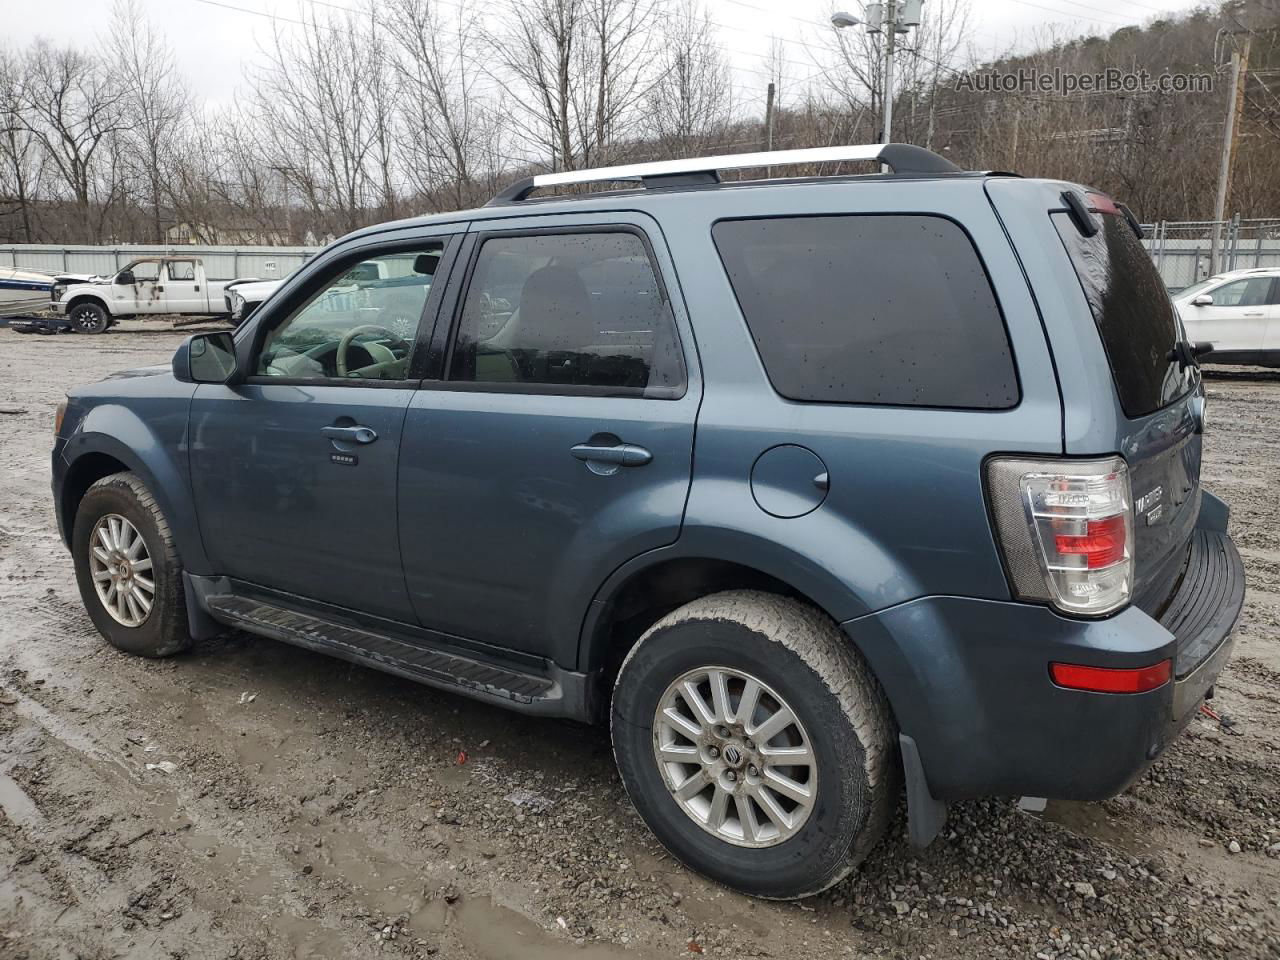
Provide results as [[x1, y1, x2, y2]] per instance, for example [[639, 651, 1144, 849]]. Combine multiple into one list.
[[1052, 210, 1190, 418], [712, 215, 1019, 409]]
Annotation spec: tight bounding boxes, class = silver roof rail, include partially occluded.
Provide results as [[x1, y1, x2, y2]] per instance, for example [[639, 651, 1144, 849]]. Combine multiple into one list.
[[487, 143, 963, 205]]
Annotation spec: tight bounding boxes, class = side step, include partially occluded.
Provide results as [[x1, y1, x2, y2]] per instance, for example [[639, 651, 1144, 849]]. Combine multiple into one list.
[[204, 594, 557, 706]]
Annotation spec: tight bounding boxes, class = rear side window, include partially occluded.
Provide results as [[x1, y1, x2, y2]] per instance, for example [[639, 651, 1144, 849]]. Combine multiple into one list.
[[1051, 209, 1190, 417], [711, 215, 1018, 408]]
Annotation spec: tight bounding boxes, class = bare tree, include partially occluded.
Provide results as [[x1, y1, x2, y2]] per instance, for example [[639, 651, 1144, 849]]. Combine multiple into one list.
[[21, 40, 131, 241], [244, 5, 393, 235], [0, 46, 44, 242], [109, 0, 189, 243], [645, 1, 733, 158], [489, 0, 656, 171], [383, 0, 489, 210]]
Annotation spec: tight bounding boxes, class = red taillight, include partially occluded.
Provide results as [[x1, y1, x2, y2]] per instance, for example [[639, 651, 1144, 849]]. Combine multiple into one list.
[[1050, 660, 1171, 694], [1054, 514, 1127, 569]]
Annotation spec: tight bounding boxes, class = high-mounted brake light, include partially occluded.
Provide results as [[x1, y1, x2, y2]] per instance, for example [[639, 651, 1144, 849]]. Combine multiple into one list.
[[985, 457, 1134, 616], [1085, 192, 1119, 215], [1050, 660, 1171, 694]]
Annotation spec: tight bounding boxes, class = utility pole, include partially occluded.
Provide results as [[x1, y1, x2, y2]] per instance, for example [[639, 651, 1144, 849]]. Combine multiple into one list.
[[1211, 33, 1252, 274], [882, 0, 898, 147], [831, 2, 922, 167], [765, 82, 776, 152]]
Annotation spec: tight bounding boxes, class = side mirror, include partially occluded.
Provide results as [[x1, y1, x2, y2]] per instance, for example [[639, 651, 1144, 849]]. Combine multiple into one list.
[[116, 270, 135, 285], [1191, 294, 1213, 306], [173, 331, 238, 384]]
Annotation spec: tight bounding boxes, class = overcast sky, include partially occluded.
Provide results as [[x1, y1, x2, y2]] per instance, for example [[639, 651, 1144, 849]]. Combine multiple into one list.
[[1, 0, 1204, 114]]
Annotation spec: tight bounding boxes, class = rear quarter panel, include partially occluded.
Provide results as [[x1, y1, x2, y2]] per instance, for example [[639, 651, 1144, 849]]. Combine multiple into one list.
[[632, 178, 1064, 619], [986, 178, 1205, 605]]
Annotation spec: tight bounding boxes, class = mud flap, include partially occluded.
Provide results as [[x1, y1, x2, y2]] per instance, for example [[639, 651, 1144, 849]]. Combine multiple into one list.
[[183, 572, 229, 641], [900, 733, 948, 848]]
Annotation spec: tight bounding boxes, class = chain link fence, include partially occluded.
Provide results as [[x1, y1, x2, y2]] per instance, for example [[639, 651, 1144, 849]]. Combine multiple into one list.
[[1144, 218, 1280, 292]]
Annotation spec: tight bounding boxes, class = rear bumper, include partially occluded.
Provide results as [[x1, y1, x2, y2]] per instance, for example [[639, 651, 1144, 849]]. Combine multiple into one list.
[[847, 492, 1243, 803]]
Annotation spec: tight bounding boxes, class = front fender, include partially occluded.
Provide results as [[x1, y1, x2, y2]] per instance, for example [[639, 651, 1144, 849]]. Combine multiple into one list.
[[60, 401, 209, 573]]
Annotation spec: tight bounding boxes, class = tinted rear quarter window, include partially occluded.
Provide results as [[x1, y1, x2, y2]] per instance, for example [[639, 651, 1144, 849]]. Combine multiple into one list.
[[1051, 210, 1190, 417], [712, 215, 1018, 408]]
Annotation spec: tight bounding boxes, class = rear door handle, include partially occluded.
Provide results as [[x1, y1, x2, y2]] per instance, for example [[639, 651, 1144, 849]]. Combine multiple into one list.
[[322, 425, 378, 444], [570, 442, 652, 467], [1243, 311, 1265, 317]]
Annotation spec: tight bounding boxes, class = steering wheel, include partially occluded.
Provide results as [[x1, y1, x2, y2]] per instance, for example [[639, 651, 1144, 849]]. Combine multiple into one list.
[[336, 324, 410, 378]]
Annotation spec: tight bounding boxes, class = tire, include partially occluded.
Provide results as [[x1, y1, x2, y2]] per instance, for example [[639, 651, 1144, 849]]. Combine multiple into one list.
[[72, 472, 193, 658], [69, 300, 110, 334], [611, 590, 896, 899]]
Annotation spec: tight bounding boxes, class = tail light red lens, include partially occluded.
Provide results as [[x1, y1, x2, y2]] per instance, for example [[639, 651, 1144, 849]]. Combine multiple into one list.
[[1054, 514, 1127, 569], [1050, 660, 1172, 694]]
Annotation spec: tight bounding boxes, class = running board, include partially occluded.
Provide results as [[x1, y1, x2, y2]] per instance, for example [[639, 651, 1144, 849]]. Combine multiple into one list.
[[203, 593, 560, 708]]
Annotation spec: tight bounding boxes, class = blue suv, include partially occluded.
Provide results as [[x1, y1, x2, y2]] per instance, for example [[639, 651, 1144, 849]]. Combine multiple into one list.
[[52, 145, 1244, 899]]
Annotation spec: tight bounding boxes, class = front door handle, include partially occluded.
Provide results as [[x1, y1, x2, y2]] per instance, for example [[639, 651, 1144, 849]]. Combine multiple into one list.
[[570, 442, 652, 467], [322, 424, 378, 444]]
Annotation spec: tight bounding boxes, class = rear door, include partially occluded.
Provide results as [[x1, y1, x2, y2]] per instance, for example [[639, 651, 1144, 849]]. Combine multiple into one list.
[[398, 213, 700, 665], [160, 259, 204, 313]]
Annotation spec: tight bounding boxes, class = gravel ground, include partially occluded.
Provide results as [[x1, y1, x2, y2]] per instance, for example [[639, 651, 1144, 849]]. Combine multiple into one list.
[[1, 325, 1278, 960]]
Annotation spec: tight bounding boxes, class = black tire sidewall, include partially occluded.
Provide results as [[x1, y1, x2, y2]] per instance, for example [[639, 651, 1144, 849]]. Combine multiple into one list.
[[72, 479, 186, 657], [612, 617, 875, 899]]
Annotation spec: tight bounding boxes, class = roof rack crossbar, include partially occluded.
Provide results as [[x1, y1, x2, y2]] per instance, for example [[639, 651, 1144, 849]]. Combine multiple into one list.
[[486, 143, 961, 205]]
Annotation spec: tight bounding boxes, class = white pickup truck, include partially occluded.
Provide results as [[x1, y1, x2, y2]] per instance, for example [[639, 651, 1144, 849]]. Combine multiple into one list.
[[51, 256, 234, 334]]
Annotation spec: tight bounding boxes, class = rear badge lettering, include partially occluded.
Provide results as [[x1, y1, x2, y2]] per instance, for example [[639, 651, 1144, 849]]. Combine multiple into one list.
[[330, 453, 358, 467]]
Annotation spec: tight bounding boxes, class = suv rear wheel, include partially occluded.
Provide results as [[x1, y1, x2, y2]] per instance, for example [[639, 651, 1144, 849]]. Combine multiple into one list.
[[611, 590, 895, 899], [72, 472, 193, 657]]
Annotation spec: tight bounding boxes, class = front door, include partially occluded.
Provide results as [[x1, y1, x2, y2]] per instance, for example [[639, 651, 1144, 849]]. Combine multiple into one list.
[[1184, 275, 1272, 352], [160, 259, 203, 312], [399, 217, 700, 664], [117, 259, 164, 314], [189, 235, 456, 621]]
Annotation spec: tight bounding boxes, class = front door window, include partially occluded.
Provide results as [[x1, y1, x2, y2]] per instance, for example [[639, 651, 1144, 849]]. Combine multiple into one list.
[[257, 246, 443, 381]]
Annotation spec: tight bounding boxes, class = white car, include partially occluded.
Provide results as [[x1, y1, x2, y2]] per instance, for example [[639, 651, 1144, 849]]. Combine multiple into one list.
[[225, 278, 283, 326], [1173, 267, 1280, 367]]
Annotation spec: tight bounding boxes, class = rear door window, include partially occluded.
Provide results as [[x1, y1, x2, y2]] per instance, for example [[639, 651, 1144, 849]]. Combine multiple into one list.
[[711, 215, 1018, 409], [1051, 206, 1191, 417], [449, 231, 686, 397]]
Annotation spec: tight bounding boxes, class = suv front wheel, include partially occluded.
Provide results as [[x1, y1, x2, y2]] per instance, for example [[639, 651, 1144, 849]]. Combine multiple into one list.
[[72, 472, 193, 657], [611, 591, 896, 899]]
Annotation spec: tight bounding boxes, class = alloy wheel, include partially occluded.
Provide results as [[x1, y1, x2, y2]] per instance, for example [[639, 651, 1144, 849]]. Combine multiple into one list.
[[88, 514, 156, 627], [652, 666, 817, 847]]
